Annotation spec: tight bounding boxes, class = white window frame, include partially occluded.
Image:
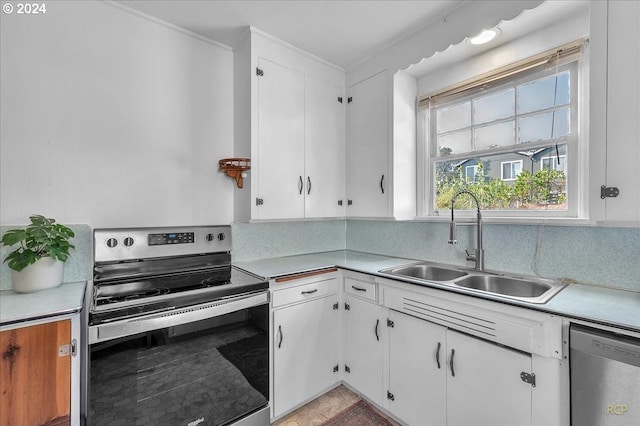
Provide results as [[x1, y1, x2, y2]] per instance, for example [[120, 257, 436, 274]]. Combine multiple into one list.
[[540, 155, 567, 172], [465, 165, 478, 182], [418, 44, 587, 221], [501, 160, 523, 181]]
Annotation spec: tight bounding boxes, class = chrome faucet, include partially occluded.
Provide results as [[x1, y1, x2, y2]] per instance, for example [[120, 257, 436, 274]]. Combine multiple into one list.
[[448, 189, 484, 271]]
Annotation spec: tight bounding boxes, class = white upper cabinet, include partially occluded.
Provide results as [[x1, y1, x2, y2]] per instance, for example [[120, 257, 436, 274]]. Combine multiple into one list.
[[234, 28, 345, 222], [256, 58, 306, 219], [304, 75, 346, 218], [346, 70, 390, 217], [602, 0, 640, 224]]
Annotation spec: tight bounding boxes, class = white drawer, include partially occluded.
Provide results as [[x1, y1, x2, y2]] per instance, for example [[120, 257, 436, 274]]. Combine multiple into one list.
[[344, 277, 377, 302], [272, 277, 339, 308]]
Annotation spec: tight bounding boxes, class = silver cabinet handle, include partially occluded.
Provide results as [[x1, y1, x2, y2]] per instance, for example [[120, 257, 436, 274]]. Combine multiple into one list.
[[307, 176, 312, 195]]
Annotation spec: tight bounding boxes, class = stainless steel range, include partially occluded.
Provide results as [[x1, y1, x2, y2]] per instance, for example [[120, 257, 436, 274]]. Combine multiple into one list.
[[82, 226, 269, 426]]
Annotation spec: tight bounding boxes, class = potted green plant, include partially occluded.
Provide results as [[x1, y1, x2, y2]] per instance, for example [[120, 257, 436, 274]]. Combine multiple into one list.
[[1, 214, 75, 293]]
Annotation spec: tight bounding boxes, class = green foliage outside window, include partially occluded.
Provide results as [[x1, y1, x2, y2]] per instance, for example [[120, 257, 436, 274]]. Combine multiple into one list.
[[436, 160, 566, 210]]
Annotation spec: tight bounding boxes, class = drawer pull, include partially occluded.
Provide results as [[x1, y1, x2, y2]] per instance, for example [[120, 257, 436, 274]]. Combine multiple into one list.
[[301, 289, 318, 295], [351, 285, 367, 292]]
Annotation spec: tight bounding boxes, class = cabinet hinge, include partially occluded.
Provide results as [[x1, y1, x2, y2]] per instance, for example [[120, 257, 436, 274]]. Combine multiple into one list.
[[345, 364, 351, 373], [344, 303, 351, 311], [347, 97, 353, 104], [387, 319, 395, 328], [333, 302, 339, 310], [338, 199, 343, 206], [256, 197, 264, 206], [338, 97, 343, 103], [600, 185, 620, 199], [58, 339, 77, 357], [387, 391, 395, 401], [520, 372, 536, 387], [256, 67, 264, 76], [333, 364, 340, 373], [347, 199, 353, 206]]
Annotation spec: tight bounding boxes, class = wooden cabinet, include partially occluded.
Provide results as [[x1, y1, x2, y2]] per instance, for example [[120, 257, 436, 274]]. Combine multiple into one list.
[[343, 293, 383, 406], [387, 310, 532, 426], [346, 70, 389, 217], [1, 319, 72, 426], [236, 28, 345, 221], [271, 272, 341, 419]]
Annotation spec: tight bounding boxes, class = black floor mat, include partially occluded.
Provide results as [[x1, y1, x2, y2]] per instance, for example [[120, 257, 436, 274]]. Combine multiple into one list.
[[218, 332, 269, 399]]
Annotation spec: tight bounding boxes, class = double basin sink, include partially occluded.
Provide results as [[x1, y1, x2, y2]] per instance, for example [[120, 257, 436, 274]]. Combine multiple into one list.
[[379, 262, 567, 304]]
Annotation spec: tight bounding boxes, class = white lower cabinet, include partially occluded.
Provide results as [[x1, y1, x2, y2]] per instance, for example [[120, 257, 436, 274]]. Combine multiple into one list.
[[388, 310, 533, 426], [271, 275, 341, 419], [343, 295, 384, 406]]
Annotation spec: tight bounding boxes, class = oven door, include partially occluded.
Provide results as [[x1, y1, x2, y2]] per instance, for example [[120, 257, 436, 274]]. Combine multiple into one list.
[[87, 292, 269, 426]]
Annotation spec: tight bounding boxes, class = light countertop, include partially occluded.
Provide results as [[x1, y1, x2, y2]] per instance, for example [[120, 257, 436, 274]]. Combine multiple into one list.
[[235, 250, 640, 333], [0, 280, 86, 326]]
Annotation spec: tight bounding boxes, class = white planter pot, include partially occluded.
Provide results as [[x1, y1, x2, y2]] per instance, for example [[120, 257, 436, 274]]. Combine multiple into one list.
[[11, 257, 64, 293]]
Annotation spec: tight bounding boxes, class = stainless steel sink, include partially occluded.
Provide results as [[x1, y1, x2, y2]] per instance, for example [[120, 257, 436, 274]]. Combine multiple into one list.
[[452, 274, 566, 303], [379, 262, 567, 304], [383, 264, 468, 281]]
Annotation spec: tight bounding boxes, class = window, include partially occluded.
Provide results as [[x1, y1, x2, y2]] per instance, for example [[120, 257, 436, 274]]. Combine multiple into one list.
[[420, 40, 584, 217], [501, 160, 523, 181]]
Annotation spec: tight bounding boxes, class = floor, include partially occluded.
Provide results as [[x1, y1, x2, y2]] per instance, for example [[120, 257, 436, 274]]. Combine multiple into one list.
[[273, 385, 399, 426]]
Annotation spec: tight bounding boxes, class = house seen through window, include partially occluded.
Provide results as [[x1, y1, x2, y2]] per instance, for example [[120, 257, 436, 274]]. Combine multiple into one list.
[[422, 40, 583, 216]]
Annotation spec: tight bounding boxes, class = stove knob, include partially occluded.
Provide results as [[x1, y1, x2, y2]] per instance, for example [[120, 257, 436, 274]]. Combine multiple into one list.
[[217, 233, 225, 241], [106, 238, 118, 248], [206, 233, 214, 242], [123, 237, 134, 247]]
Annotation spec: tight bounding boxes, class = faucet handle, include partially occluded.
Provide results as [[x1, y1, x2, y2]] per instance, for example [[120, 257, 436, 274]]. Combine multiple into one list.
[[465, 249, 476, 261]]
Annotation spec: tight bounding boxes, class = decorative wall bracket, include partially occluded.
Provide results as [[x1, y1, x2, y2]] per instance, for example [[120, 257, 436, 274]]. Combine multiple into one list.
[[219, 158, 251, 188]]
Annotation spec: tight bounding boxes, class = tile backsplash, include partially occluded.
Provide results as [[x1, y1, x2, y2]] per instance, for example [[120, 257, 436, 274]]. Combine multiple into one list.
[[346, 220, 640, 293], [0, 224, 93, 291]]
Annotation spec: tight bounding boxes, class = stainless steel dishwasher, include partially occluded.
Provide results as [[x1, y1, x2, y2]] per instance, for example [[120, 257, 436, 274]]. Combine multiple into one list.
[[570, 325, 640, 426]]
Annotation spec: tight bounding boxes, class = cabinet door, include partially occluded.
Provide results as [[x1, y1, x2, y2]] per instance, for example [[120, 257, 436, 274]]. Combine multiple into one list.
[[346, 70, 389, 217], [604, 0, 640, 223], [304, 75, 345, 218], [446, 330, 532, 426], [273, 294, 340, 418], [388, 311, 446, 426], [256, 57, 305, 219], [1, 320, 71, 426], [343, 296, 383, 406]]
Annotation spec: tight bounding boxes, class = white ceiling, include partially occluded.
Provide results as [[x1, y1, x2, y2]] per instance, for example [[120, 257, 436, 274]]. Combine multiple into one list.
[[117, 0, 464, 70]]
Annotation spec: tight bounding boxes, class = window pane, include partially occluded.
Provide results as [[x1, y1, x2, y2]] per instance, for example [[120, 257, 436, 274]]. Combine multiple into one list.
[[437, 102, 471, 133], [437, 130, 471, 156], [473, 89, 515, 124], [519, 108, 569, 143], [433, 144, 568, 211], [474, 121, 515, 149], [518, 71, 570, 114]]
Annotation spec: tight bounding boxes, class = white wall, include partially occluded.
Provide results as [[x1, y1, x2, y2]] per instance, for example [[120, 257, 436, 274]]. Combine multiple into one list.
[[0, 1, 234, 228]]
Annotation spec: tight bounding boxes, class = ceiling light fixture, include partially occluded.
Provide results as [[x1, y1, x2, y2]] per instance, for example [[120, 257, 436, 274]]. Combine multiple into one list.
[[469, 28, 500, 45]]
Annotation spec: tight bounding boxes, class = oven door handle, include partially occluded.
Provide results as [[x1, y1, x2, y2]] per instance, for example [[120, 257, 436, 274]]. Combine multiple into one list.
[[89, 291, 269, 344]]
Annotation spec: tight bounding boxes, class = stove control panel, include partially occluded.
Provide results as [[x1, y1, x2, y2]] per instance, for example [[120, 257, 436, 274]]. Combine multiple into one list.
[[148, 232, 194, 246], [94, 226, 232, 262]]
